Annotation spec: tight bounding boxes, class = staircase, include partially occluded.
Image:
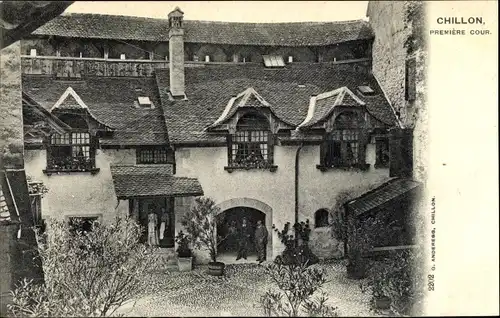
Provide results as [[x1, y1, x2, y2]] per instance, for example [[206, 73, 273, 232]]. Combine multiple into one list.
[[154, 247, 178, 271]]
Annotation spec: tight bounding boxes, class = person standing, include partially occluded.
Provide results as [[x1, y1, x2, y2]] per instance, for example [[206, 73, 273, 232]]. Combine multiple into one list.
[[147, 209, 159, 246], [254, 220, 268, 264], [227, 220, 238, 252], [236, 217, 251, 260], [159, 207, 169, 241]]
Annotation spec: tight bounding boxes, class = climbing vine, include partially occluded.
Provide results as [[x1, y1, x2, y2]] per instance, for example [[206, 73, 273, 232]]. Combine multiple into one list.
[[404, 1, 427, 55]]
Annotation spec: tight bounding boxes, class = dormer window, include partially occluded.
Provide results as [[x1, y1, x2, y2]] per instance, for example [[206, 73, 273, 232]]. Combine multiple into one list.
[[319, 111, 366, 169], [263, 55, 285, 68], [46, 114, 97, 173], [205, 55, 210, 62], [227, 113, 275, 170]]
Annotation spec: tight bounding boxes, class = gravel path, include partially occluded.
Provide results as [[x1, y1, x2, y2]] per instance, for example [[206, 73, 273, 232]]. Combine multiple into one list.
[[114, 261, 381, 317]]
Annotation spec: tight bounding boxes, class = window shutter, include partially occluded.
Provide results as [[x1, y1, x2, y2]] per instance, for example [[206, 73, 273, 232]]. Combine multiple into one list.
[[357, 130, 367, 165], [405, 58, 417, 101], [90, 135, 98, 167], [267, 133, 274, 164], [320, 138, 327, 166], [227, 134, 233, 165], [389, 128, 413, 177]]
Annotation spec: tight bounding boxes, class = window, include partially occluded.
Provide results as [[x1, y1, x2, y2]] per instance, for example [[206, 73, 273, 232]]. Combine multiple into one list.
[[205, 55, 210, 62], [137, 96, 153, 108], [228, 113, 274, 169], [288, 56, 293, 63], [405, 58, 417, 101], [323, 130, 359, 167], [262, 55, 285, 68], [137, 147, 169, 164], [320, 112, 364, 169], [46, 114, 97, 172], [30, 49, 37, 57], [120, 53, 126, 60], [357, 85, 376, 96], [315, 209, 329, 228], [375, 137, 390, 168], [69, 216, 99, 233]]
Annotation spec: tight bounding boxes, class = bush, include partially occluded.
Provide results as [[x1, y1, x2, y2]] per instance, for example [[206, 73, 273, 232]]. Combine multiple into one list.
[[175, 230, 192, 258], [259, 261, 338, 317], [363, 248, 425, 316], [8, 216, 160, 317], [272, 220, 318, 266]]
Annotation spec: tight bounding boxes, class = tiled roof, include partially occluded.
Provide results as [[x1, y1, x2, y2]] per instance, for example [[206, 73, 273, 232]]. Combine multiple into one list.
[[110, 165, 203, 198], [346, 178, 422, 217], [31, 13, 374, 47], [0, 185, 12, 224], [22, 76, 169, 146], [155, 62, 398, 144]]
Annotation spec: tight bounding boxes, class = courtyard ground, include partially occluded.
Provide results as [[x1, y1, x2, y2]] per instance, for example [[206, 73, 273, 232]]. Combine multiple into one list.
[[114, 260, 382, 317]]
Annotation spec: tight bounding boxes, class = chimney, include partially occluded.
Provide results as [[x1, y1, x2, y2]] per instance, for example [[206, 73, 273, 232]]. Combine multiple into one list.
[[168, 7, 185, 98]]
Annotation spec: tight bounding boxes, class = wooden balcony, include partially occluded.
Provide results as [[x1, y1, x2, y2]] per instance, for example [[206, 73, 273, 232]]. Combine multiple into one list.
[[21, 55, 170, 77]]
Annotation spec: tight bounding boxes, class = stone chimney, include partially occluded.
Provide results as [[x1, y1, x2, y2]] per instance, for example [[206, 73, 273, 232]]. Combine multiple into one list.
[[168, 7, 185, 98]]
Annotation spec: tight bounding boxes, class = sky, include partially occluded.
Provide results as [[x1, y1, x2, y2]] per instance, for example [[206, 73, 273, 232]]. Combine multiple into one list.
[[64, 1, 369, 22]]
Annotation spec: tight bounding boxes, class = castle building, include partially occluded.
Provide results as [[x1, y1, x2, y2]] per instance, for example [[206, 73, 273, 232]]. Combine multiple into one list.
[[20, 7, 402, 262]]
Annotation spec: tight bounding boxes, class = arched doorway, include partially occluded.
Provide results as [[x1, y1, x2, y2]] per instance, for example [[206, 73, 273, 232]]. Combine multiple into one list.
[[217, 207, 265, 258], [215, 198, 273, 262]]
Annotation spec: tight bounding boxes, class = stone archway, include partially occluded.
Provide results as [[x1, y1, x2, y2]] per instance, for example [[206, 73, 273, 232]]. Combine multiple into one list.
[[215, 198, 273, 262]]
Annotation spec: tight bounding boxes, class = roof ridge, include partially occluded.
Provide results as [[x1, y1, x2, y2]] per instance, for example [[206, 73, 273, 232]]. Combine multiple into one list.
[[61, 12, 367, 25], [347, 177, 420, 206]]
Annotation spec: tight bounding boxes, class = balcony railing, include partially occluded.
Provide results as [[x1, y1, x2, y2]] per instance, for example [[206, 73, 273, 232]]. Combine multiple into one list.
[[21, 55, 169, 77], [43, 156, 99, 175]]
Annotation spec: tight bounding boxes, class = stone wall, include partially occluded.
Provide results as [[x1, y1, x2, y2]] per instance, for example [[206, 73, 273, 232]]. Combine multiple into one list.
[[367, 1, 427, 182], [0, 42, 24, 170]]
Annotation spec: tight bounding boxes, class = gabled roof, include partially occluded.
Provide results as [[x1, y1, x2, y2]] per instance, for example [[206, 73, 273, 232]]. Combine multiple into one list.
[[50, 87, 115, 131], [209, 87, 273, 128], [22, 76, 169, 146], [155, 62, 398, 144], [346, 178, 422, 217], [50, 86, 89, 111], [31, 13, 374, 47], [110, 165, 203, 199], [23, 91, 71, 135], [298, 86, 366, 128]]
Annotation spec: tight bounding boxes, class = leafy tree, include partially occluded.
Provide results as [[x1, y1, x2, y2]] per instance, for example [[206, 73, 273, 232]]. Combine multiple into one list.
[[181, 196, 222, 263], [8, 216, 160, 317]]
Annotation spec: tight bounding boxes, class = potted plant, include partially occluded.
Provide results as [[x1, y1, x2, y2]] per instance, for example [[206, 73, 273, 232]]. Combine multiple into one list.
[[175, 230, 193, 272], [181, 196, 226, 276], [370, 276, 391, 310]]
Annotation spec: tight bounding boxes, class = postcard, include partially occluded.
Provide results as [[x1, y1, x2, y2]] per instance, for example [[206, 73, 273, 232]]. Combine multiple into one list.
[[0, 1, 498, 317]]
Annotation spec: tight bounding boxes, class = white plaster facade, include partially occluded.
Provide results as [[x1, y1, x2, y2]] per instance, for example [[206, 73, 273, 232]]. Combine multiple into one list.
[[173, 143, 390, 261]]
